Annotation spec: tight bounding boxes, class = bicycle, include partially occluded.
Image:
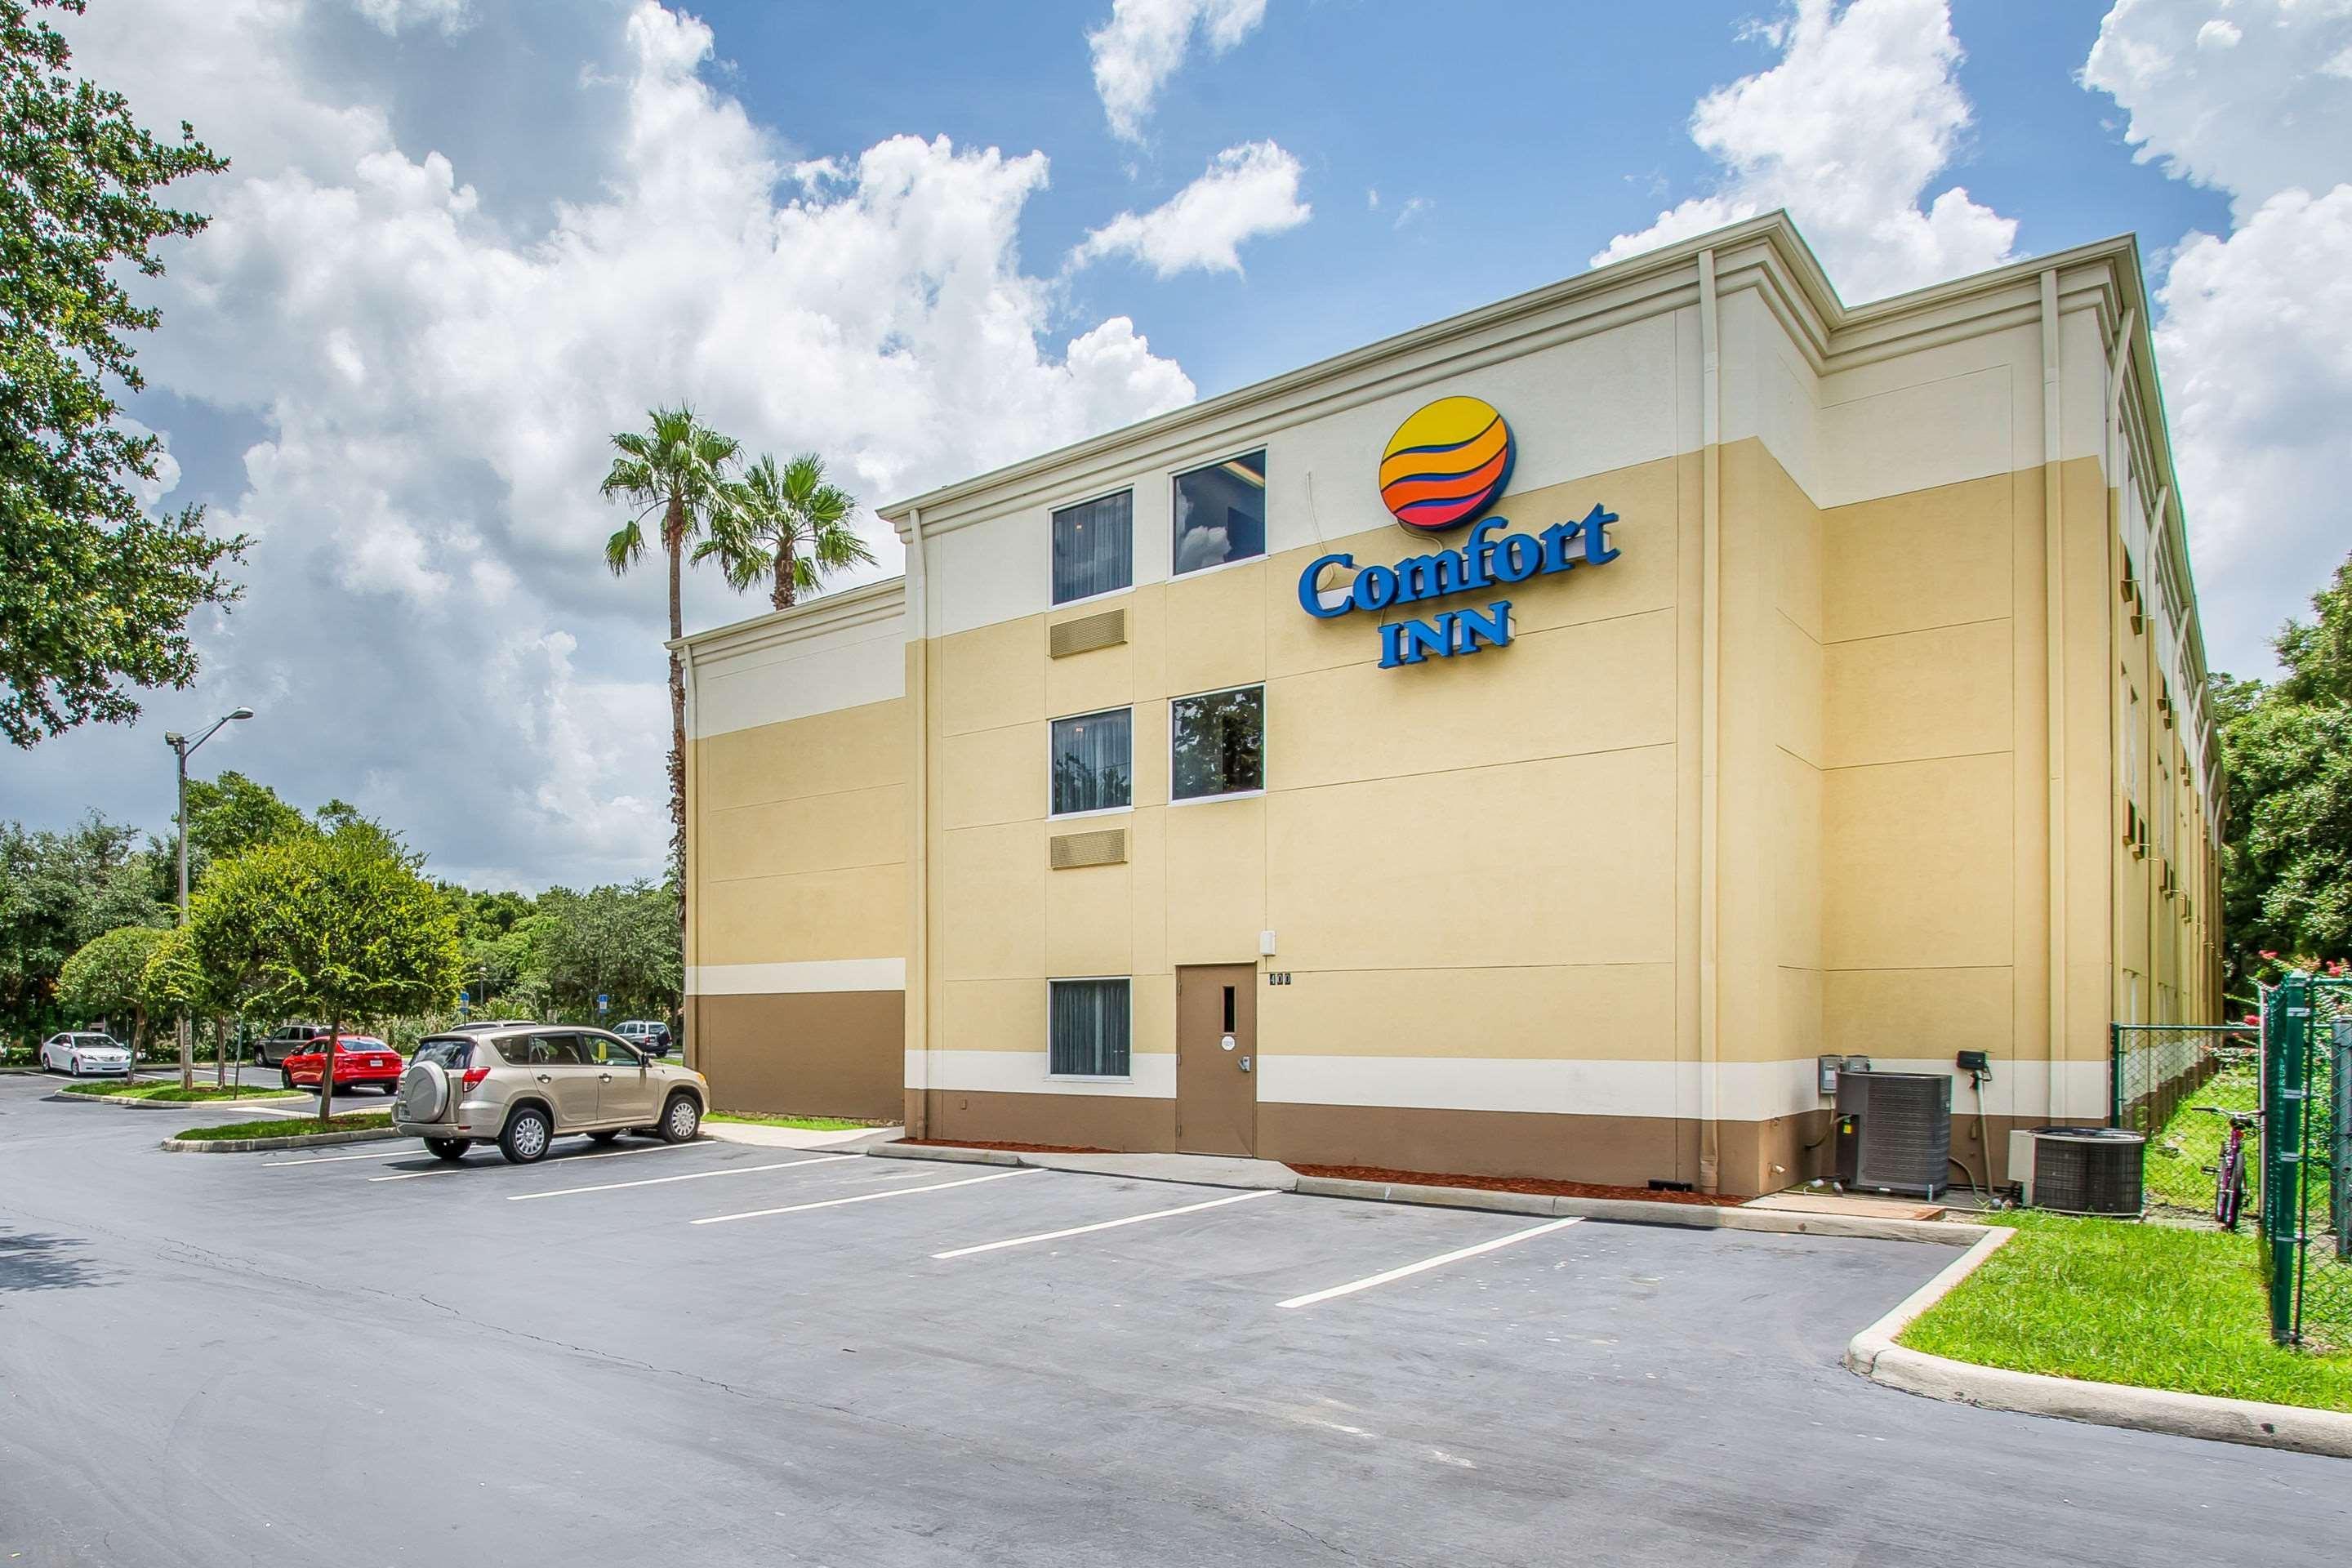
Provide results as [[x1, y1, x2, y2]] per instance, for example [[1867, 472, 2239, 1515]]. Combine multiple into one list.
[[2195, 1105, 2262, 1232]]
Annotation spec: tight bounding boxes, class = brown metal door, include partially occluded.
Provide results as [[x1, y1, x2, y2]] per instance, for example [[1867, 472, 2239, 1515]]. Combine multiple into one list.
[[1176, 964, 1257, 1156]]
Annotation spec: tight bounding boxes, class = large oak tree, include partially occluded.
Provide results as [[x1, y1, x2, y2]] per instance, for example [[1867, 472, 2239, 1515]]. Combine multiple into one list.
[[1, 0, 247, 745]]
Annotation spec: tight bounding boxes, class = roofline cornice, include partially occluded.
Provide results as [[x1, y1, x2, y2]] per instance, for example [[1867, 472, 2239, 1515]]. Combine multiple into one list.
[[669, 574, 906, 660]]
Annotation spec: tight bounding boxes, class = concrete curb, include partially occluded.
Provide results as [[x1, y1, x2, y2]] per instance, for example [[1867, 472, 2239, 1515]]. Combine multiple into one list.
[[161, 1127, 402, 1153], [1844, 1226, 2352, 1459], [871, 1142, 1027, 1169], [1294, 1177, 1983, 1244], [47, 1089, 307, 1111], [869, 1142, 1984, 1245]]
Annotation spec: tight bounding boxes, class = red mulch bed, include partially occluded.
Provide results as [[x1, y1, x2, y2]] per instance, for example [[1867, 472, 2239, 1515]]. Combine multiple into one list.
[[901, 1138, 1116, 1155], [1290, 1162, 1747, 1207]]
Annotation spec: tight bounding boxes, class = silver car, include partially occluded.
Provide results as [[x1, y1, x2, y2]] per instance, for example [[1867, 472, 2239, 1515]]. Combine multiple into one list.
[[393, 1024, 707, 1165], [40, 1032, 132, 1077]]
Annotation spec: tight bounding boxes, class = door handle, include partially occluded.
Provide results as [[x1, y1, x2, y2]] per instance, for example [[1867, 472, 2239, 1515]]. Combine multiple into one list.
[[536, 1073, 551, 1083], [1240, 1055, 1253, 1073], [599, 1073, 612, 1083]]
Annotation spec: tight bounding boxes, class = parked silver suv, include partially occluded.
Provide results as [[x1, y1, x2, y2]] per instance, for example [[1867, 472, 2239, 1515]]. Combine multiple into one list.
[[394, 1024, 708, 1165]]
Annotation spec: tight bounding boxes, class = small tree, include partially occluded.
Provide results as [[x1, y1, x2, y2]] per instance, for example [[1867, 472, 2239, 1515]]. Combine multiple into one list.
[[56, 924, 168, 1058], [189, 829, 461, 1120], [141, 922, 243, 1091]]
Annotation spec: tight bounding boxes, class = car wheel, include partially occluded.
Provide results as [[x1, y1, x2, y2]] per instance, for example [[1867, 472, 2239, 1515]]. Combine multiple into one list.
[[658, 1094, 702, 1144], [499, 1106, 552, 1165], [424, 1137, 470, 1162], [280, 1067, 297, 1090], [586, 1128, 622, 1144]]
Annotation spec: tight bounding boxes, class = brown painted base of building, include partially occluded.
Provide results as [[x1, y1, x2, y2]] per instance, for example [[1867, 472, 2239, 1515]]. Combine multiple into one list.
[[915, 1089, 1179, 1153], [904, 1089, 2065, 1200], [690, 991, 903, 1120]]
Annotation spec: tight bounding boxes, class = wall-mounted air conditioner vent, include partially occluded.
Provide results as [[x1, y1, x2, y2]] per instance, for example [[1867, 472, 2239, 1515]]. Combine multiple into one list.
[[1049, 828, 1126, 869], [1049, 608, 1127, 659]]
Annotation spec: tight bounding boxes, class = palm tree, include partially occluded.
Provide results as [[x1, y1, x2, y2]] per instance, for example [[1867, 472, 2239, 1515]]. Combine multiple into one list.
[[700, 452, 876, 612], [599, 407, 742, 904]]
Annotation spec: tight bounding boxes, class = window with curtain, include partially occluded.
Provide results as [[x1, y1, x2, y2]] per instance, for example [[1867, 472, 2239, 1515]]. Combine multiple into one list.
[[1052, 490, 1133, 604], [1169, 684, 1263, 801], [1049, 978, 1129, 1076], [1049, 707, 1132, 815], [1171, 449, 1265, 576]]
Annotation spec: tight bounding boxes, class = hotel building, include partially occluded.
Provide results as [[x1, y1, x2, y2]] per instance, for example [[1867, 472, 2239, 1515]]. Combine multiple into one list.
[[675, 212, 2221, 1196]]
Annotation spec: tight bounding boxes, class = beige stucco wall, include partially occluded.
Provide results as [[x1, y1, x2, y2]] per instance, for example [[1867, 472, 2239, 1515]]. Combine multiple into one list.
[[681, 581, 911, 1116]]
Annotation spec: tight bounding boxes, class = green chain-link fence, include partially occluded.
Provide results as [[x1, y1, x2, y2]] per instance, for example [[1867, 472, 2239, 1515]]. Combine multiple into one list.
[[2111, 1022, 2261, 1217], [2261, 973, 2352, 1348]]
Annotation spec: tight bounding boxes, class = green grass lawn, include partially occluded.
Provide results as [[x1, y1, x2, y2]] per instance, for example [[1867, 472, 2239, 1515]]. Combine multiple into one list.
[[64, 1080, 301, 1102], [173, 1112, 394, 1142], [1900, 1212, 2352, 1411], [706, 1111, 880, 1131]]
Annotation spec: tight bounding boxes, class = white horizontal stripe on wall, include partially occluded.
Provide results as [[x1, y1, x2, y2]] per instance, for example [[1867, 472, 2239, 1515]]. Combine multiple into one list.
[[1253, 1055, 2108, 1124], [908, 1049, 1176, 1099], [688, 958, 905, 996]]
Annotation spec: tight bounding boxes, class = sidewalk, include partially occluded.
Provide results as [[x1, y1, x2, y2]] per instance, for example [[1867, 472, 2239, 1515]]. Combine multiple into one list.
[[702, 1121, 901, 1152]]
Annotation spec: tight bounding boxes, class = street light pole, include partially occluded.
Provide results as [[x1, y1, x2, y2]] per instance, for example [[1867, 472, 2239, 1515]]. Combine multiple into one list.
[[166, 706, 253, 1089]]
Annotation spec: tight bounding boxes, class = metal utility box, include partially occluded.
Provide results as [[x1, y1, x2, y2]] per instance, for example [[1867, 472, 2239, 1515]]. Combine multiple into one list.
[[1833, 1070, 1951, 1199]]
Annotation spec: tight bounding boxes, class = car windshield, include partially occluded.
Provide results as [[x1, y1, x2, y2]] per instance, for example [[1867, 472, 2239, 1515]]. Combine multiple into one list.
[[74, 1036, 119, 1047]]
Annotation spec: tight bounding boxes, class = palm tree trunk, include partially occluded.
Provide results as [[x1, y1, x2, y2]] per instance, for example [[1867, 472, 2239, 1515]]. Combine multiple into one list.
[[663, 492, 688, 963], [772, 532, 797, 611]]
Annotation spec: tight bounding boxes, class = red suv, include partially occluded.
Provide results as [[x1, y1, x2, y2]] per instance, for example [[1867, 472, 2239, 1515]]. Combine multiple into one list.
[[282, 1035, 405, 1094]]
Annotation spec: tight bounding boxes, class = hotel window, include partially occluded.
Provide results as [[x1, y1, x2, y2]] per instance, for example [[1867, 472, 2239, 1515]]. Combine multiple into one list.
[[1171, 449, 1266, 576], [1049, 978, 1130, 1077], [1052, 490, 1132, 605], [1170, 684, 1264, 802], [1049, 707, 1132, 816]]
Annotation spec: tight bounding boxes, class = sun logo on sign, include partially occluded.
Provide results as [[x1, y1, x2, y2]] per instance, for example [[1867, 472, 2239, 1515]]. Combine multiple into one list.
[[1377, 395, 1516, 532]]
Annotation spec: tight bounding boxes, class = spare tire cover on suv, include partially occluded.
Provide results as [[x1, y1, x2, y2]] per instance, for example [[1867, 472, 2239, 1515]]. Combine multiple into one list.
[[400, 1060, 449, 1121]]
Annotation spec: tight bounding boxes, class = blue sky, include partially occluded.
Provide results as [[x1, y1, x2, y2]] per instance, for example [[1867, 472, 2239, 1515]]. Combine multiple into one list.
[[12, 0, 2350, 888], [702, 0, 2231, 395]]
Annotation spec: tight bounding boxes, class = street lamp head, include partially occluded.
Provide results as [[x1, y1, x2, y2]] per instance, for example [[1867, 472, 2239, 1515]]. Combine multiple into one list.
[[163, 732, 185, 746], [226, 707, 254, 721]]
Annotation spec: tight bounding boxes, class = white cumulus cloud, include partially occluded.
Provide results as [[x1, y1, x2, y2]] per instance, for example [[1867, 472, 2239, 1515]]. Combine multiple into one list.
[[1592, 0, 2016, 303], [1088, 0, 1268, 142], [352, 0, 472, 36], [1073, 140, 1310, 276], [2084, 0, 2352, 217], [24, 0, 1196, 889], [2085, 0, 2352, 678]]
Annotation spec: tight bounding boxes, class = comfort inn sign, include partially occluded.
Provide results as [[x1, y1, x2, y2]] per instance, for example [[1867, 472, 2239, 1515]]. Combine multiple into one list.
[[1294, 396, 1620, 667]]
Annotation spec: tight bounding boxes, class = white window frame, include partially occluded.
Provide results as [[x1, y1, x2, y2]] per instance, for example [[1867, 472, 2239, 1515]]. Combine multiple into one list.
[[1047, 705, 1135, 820], [1048, 485, 1136, 608], [1169, 448, 1267, 579], [1168, 682, 1267, 805], [1045, 975, 1134, 1082]]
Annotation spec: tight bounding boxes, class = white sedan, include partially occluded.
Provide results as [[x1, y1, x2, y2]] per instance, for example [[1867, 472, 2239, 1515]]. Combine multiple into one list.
[[40, 1032, 133, 1077]]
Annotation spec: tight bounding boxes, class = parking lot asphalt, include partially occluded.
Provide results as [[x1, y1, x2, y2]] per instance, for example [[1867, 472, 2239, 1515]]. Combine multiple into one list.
[[2, 1072, 2346, 1566]]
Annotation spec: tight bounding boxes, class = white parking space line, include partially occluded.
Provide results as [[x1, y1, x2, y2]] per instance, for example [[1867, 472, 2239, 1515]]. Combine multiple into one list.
[[507, 1153, 858, 1202], [690, 1165, 1041, 1226], [933, 1187, 1282, 1259], [1275, 1216, 1584, 1311], [260, 1150, 406, 1168], [367, 1139, 709, 1183]]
